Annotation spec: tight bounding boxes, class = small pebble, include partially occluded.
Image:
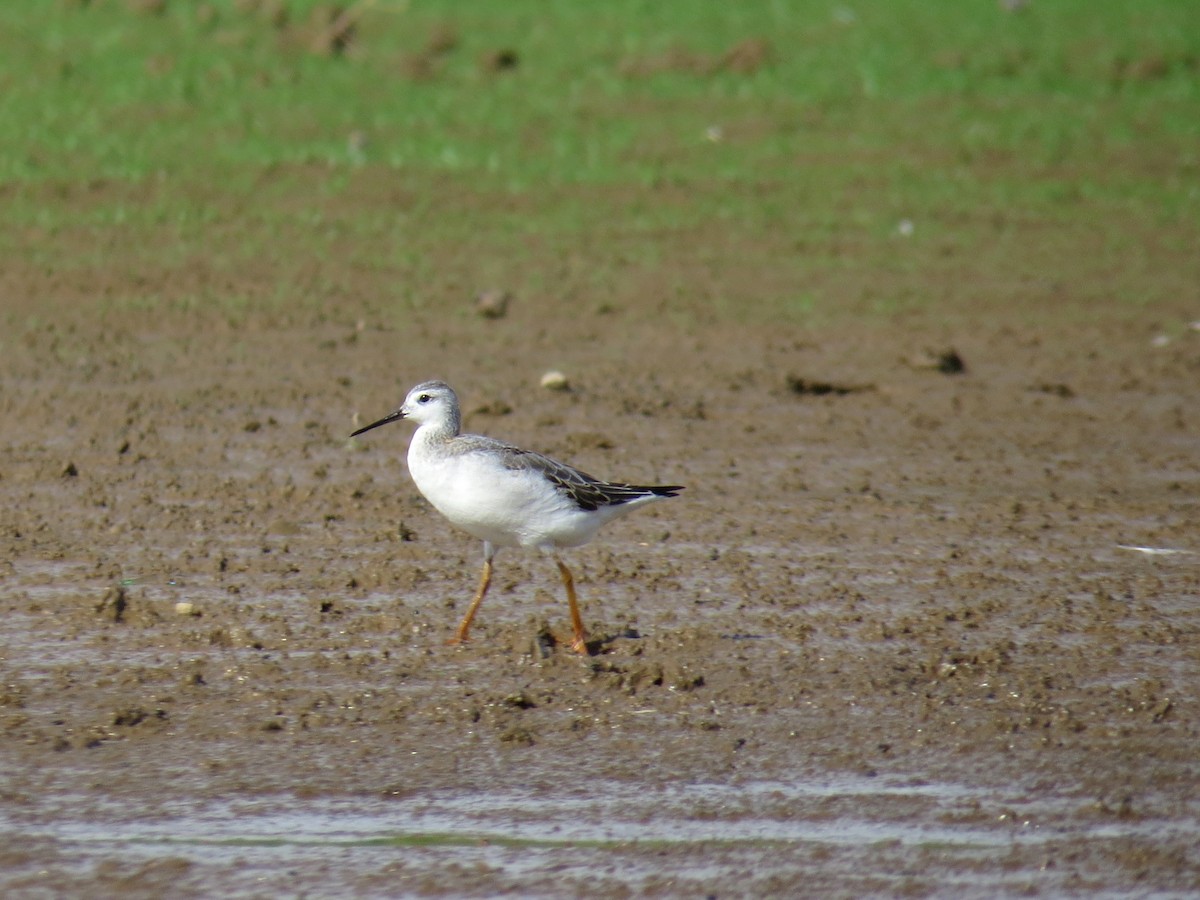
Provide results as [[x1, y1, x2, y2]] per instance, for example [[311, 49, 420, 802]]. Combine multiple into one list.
[[474, 290, 511, 319], [540, 370, 570, 391]]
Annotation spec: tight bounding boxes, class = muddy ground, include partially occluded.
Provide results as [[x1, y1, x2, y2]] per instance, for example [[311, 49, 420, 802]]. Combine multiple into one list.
[[1, 182, 1199, 896]]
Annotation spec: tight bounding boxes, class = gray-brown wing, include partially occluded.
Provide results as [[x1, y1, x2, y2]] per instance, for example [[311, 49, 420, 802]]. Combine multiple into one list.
[[472, 438, 682, 511]]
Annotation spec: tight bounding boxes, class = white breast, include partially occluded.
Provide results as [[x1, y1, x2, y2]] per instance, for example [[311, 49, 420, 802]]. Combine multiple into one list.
[[407, 430, 598, 549]]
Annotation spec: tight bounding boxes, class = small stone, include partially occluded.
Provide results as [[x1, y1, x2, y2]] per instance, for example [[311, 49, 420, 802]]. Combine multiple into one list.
[[474, 290, 511, 319], [540, 370, 570, 391]]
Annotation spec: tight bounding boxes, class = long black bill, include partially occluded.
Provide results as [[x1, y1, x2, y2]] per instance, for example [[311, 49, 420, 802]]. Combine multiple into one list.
[[350, 409, 406, 438]]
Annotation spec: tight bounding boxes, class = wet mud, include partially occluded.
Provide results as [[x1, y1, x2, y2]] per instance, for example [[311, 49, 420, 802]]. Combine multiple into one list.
[[1, 256, 1198, 895]]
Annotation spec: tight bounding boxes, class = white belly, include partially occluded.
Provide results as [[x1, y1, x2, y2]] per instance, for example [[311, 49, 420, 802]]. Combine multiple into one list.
[[407, 440, 605, 549]]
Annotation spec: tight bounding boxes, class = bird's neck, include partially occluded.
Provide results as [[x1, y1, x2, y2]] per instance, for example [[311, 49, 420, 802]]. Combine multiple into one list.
[[414, 417, 460, 446]]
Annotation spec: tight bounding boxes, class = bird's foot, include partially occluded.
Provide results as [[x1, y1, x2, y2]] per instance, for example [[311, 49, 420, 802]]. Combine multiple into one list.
[[543, 627, 591, 655], [569, 633, 591, 655]]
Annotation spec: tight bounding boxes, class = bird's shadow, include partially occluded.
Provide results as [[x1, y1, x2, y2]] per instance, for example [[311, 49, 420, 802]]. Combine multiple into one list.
[[535, 625, 641, 657], [585, 626, 642, 655]]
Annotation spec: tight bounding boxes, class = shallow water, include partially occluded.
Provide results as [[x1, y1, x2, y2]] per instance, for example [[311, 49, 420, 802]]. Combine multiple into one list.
[[9, 773, 1197, 897]]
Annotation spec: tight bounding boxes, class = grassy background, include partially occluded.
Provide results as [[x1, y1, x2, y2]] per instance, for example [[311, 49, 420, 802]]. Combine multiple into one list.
[[1, 0, 1197, 323]]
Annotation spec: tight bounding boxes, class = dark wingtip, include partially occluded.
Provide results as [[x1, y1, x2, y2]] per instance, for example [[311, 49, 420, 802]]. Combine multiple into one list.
[[652, 485, 685, 498]]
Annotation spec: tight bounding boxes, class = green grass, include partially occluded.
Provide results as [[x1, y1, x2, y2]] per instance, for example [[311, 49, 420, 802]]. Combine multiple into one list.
[[0, 1, 1197, 322], [2, 1, 1195, 185]]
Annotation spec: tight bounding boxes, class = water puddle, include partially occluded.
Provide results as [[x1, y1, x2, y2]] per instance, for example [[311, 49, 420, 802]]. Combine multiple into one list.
[[11, 775, 1197, 889]]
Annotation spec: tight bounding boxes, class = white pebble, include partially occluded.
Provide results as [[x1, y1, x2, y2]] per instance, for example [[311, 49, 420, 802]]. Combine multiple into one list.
[[540, 370, 570, 391]]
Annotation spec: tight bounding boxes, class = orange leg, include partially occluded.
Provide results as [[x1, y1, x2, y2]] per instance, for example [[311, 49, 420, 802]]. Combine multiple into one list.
[[450, 555, 492, 645], [555, 555, 589, 654]]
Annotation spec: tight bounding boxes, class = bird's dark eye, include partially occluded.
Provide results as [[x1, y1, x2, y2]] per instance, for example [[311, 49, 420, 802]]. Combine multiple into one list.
[[418, 394, 431, 403]]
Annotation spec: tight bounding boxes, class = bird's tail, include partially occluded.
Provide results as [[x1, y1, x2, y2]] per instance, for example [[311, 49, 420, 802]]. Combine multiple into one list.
[[637, 484, 684, 499]]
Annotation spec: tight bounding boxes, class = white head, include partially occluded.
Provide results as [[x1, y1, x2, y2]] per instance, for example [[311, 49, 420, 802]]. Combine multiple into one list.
[[351, 380, 461, 438]]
